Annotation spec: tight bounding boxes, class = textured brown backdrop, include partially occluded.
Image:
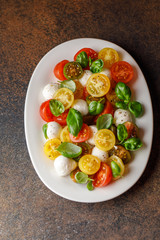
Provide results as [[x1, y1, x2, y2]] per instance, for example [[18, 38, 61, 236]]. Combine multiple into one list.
[[0, 0, 160, 239]]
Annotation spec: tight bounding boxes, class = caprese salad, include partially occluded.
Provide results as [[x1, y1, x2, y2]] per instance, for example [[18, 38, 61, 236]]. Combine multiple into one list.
[[40, 47, 143, 191]]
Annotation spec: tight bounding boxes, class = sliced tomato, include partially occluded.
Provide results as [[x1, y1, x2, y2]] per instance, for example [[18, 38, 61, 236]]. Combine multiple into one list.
[[111, 61, 134, 83], [93, 162, 112, 187], [94, 100, 114, 122], [40, 100, 54, 122], [83, 86, 89, 100], [70, 167, 81, 182], [69, 123, 91, 143], [52, 110, 69, 126], [54, 60, 69, 81], [74, 48, 98, 62], [124, 121, 139, 138]]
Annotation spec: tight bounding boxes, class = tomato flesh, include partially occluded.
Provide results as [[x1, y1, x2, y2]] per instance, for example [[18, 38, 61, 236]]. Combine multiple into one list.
[[111, 61, 134, 83], [93, 162, 112, 187], [54, 60, 69, 81], [40, 100, 54, 122], [69, 123, 91, 142], [52, 110, 69, 126], [124, 121, 139, 138], [63, 62, 83, 80]]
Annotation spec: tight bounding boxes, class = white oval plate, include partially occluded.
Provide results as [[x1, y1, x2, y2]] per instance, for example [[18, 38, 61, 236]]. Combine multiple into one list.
[[24, 38, 153, 203]]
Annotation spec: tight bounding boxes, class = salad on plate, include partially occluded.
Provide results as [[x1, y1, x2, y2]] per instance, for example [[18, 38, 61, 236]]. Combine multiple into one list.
[[39, 47, 143, 191]]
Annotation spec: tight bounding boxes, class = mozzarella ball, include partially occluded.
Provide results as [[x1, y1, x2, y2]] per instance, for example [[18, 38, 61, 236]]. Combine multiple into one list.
[[101, 68, 111, 79], [92, 146, 109, 162], [42, 83, 59, 100], [54, 156, 77, 176], [79, 70, 92, 86], [87, 125, 98, 145], [114, 109, 132, 127], [72, 99, 89, 116], [47, 122, 62, 139]]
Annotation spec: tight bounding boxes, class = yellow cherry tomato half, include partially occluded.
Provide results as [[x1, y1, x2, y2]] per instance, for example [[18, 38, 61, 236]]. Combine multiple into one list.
[[60, 126, 72, 143], [98, 48, 119, 68], [44, 138, 61, 160], [106, 155, 125, 180], [78, 154, 101, 175], [86, 73, 110, 97], [54, 88, 74, 109], [94, 129, 116, 151]]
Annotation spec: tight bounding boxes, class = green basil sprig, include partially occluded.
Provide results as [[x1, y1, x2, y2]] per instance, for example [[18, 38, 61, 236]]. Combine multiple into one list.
[[67, 108, 83, 136], [42, 124, 48, 139], [86, 95, 106, 105], [59, 80, 76, 92], [123, 137, 142, 151], [75, 172, 94, 191], [96, 114, 113, 130], [90, 59, 104, 73], [88, 101, 104, 115], [115, 101, 128, 110], [128, 101, 143, 117], [115, 82, 131, 103], [56, 142, 82, 158], [117, 124, 128, 142], [49, 99, 65, 117], [111, 161, 121, 178], [76, 51, 88, 68]]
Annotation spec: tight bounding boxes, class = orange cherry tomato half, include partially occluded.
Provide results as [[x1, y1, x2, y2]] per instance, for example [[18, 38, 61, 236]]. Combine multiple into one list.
[[94, 100, 114, 122], [111, 61, 134, 83], [74, 48, 98, 61], [40, 100, 54, 122], [93, 162, 112, 187], [54, 60, 69, 81], [69, 123, 91, 143]]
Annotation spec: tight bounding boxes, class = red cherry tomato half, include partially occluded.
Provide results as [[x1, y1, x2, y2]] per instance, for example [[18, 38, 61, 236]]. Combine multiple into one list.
[[74, 48, 98, 61], [124, 121, 139, 138], [111, 61, 134, 83], [69, 123, 91, 143], [93, 162, 112, 187], [83, 86, 89, 100], [40, 100, 54, 122], [52, 110, 69, 126], [54, 60, 69, 81], [94, 100, 114, 122]]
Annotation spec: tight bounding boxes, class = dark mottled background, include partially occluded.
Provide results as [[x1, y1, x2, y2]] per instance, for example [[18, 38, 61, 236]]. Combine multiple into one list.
[[0, 0, 160, 239]]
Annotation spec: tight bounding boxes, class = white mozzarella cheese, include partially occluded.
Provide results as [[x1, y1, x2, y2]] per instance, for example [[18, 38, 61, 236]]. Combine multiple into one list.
[[101, 68, 111, 79], [72, 99, 89, 116], [54, 156, 77, 176], [87, 125, 97, 145], [114, 109, 132, 127], [42, 83, 59, 100], [79, 70, 92, 86], [47, 122, 62, 139], [92, 146, 109, 162]]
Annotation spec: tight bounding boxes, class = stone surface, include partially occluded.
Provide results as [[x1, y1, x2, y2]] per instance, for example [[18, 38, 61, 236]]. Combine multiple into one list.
[[0, 0, 160, 239]]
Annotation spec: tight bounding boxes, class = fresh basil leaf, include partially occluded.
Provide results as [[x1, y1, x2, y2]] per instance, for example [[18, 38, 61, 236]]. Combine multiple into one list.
[[87, 181, 94, 191], [67, 108, 83, 136], [111, 161, 121, 178], [88, 101, 104, 115], [56, 142, 82, 158], [76, 51, 88, 68], [75, 172, 89, 184], [96, 114, 113, 130], [59, 80, 76, 92], [123, 137, 142, 151], [117, 124, 128, 142], [115, 101, 128, 110], [90, 59, 104, 73], [49, 99, 65, 117], [42, 123, 48, 139], [128, 101, 143, 118], [86, 95, 106, 105], [115, 82, 131, 102]]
